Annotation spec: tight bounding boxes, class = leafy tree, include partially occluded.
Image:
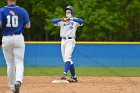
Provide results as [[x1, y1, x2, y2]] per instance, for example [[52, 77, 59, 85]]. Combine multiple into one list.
[[0, 0, 140, 41]]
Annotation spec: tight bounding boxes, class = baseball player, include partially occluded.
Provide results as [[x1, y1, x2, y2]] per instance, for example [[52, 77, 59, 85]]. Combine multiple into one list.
[[0, 0, 30, 93], [52, 6, 84, 82]]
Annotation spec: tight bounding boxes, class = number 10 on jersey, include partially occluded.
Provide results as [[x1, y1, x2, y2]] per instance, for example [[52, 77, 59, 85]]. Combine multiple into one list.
[[6, 15, 18, 27]]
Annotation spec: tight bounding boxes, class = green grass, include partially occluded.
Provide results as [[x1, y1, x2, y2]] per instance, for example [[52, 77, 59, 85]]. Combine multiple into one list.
[[0, 66, 140, 77]]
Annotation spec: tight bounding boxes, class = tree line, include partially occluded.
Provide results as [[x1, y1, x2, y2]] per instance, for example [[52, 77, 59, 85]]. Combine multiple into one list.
[[0, 0, 140, 41]]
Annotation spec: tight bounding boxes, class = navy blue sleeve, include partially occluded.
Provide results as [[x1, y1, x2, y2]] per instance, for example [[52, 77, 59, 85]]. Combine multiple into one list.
[[52, 18, 61, 24], [22, 8, 30, 26], [73, 18, 84, 25]]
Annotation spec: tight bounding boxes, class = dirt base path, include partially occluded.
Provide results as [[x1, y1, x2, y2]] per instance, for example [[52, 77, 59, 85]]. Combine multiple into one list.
[[0, 76, 140, 93]]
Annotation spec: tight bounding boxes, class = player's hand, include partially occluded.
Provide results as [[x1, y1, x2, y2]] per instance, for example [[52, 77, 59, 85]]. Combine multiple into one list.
[[61, 18, 67, 22], [65, 18, 71, 22], [61, 18, 71, 22]]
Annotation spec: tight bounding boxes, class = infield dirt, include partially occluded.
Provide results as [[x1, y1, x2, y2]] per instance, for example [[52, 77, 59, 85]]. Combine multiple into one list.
[[0, 76, 140, 93]]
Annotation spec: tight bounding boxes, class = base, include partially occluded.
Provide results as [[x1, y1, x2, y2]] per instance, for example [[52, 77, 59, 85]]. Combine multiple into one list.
[[52, 80, 69, 84]]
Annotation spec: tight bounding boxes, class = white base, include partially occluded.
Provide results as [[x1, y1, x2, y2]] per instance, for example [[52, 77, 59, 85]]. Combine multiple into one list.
[[52, 80, 69, 84]]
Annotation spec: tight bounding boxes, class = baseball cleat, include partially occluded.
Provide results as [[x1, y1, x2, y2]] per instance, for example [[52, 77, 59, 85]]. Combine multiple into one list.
[[60, 74, 67, 80], [14, 81, 21, 93], [68, 77, 78, 83]]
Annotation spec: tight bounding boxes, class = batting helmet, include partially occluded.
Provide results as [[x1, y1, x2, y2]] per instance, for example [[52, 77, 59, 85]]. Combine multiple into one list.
[[65, 6, 74, 15]]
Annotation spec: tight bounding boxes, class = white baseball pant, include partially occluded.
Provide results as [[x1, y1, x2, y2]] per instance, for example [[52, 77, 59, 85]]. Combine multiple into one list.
[[61, 38, 75, 64], [2, 34, 25, 89]]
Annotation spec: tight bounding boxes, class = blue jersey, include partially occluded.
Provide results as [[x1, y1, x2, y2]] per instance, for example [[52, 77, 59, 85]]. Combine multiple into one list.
[[0, 4, 30, 36]]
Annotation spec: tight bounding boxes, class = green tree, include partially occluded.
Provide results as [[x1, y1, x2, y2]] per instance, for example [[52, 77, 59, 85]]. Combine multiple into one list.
[[0, 0, 140, 41]]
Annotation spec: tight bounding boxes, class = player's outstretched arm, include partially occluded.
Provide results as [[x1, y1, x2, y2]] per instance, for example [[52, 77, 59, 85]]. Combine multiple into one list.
[[52, 18, 62, 24], [72, 18, 84, 25]]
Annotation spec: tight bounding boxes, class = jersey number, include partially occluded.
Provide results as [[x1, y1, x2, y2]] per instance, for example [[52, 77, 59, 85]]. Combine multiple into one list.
[[6, 15, 18, 27]]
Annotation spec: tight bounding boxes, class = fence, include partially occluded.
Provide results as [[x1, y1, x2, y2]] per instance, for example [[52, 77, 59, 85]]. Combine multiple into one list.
[[0, 42, 140, 66]]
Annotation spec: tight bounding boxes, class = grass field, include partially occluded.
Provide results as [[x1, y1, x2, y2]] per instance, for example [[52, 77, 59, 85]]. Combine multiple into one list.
[[0, 66, 140, 77]]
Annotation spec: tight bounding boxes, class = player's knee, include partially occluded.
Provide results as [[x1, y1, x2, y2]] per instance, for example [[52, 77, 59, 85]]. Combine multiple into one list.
[[64, 56, 72, 62]]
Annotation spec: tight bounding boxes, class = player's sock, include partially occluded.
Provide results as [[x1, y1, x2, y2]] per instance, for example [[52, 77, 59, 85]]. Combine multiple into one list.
[[64, 61, 71, 74], [69, 64, 76, 78]]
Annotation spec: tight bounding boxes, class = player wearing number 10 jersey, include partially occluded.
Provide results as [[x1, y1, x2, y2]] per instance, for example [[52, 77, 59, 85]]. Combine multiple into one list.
[[0, 0, 30, 93], [0, 3, 30, 36]]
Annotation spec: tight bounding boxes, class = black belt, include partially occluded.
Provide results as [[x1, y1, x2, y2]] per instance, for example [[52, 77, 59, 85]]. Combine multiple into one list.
[[62, 37, 73, 39], [3, 33, 21, 36]]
